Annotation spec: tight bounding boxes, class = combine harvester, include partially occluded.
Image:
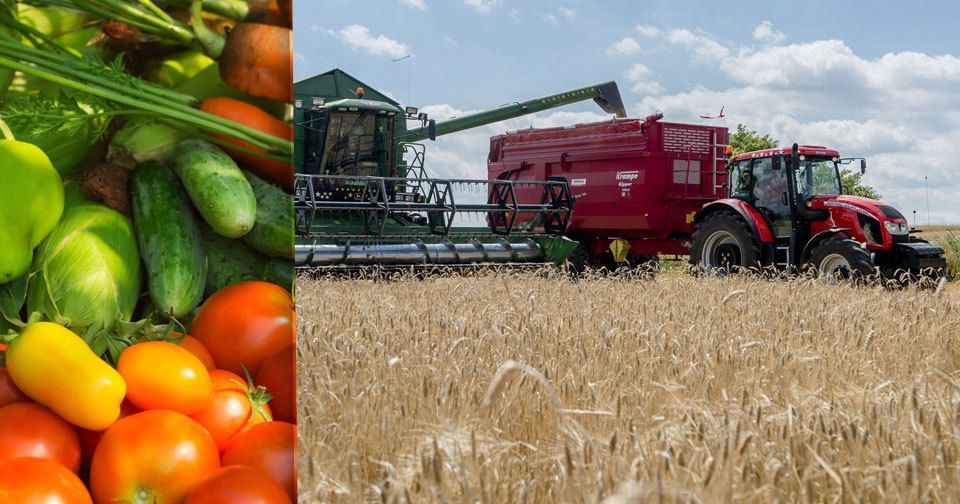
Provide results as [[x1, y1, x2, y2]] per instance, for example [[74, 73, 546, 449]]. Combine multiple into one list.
[[490, 113, 947, 281], [293, 69, 626, 269]]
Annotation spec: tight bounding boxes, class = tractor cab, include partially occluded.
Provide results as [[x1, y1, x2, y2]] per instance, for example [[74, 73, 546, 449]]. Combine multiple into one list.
[[692, 144, 946, 281]]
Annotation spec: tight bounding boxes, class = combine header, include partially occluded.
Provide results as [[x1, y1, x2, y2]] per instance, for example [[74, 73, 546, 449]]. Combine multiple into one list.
[[293, 69, 626, 269]]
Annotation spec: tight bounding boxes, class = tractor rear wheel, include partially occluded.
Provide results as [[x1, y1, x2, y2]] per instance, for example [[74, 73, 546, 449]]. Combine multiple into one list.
[[809, 237, 874, 285], [690, 213, 760, 274]]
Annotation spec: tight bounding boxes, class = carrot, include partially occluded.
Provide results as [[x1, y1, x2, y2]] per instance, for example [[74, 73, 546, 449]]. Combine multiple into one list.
[[219, 23, 291, 103], [200, 97, 293, 191]]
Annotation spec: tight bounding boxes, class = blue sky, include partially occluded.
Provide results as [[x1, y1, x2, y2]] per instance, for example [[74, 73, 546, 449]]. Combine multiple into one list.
[[297, 0, 960, 222]]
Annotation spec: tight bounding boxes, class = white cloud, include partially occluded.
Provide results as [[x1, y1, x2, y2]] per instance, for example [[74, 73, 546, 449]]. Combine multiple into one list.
[[399, 0, 426, 9], [635, 25, 660, 38], [606, 37, 642, 57], [625, 63, 651, 81], [544, 14, 559, 26], [753, 21, 785, 45], [443, 36, 459, 47], [337, 24, 410, 59], [464, 0, 501, 13], [294, 52, 305, 61], [559, 7, 576, 19], [509, 7, 520, 20], [631, 81, 665, 96], [665, 29, 729, 61]]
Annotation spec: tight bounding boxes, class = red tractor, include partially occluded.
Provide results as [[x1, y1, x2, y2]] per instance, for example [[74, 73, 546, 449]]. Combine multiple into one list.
[[488, 113, 947, 280], [690, 143, 946, 280]]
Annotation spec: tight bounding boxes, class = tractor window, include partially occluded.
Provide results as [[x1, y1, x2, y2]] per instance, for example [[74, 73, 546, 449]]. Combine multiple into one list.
[[797, 159, 841, 198], [303, 111, 326, 173], [728, 160, 754, 200]]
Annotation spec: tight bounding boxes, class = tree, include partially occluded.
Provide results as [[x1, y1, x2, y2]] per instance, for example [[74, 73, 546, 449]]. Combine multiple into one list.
[[729, 123, 881, 199], [840, 168, 881, 199], [729, 124, 776, 156]]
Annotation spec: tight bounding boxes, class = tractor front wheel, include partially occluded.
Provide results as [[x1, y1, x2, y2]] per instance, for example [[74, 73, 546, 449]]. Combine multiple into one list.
[[809, 237, 874, 285], [690, 213, 761, 275]]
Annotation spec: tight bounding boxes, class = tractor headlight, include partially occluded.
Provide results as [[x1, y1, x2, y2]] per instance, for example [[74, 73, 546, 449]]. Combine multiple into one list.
[[884, 221, 908, 235]]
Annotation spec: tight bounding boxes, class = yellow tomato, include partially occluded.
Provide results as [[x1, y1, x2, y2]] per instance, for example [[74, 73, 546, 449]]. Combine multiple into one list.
[[118, 341, 213, 415], [6, 322, 125, 430]]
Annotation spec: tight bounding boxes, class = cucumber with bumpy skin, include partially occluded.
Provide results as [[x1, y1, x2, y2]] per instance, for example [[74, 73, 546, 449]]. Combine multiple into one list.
[[243, 171, 293, 259], [131, 160, 206, 318], [171, 138, 256, 238]]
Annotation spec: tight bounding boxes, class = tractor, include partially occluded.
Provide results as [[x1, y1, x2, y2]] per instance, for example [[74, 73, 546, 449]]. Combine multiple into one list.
[[690, 144, 946, 281]]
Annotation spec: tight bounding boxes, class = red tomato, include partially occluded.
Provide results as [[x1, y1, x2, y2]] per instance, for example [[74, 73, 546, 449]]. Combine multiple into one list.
[[256, 345, 295, 423], [0, 457, 92, 504], [221, 421, 296, 500], [118, 341, 213, 415], [185, 465, 291, 504], [0, 402, 81, 473], [90, 410, 220, 504], [76, 400, 140, 473], [0, 367, 30, 408], [190, 370, 272, 451], [191, 281, 294, 376], [179, 335, 216, 370]]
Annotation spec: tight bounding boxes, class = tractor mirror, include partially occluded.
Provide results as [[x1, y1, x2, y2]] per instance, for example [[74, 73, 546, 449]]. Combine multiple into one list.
[[860, 159, 866, 175], [771, 154, 783, 171], [428, 119, 437, 141]]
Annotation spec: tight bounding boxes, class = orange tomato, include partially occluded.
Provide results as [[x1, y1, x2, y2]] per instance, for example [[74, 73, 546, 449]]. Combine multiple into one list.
[[185, 465, 291, 504], [0, 457, 92, 504], [190, 369, 272, 450], [118, 341, 213, 415], [90, 410, 220, 504], [221, 421, 296, 500], [0, 367, 29, 408], [179, 334, 216, 370], [0, 402, 81, 473], [256, 345, 295, 423], [191, 281, 294, 376]]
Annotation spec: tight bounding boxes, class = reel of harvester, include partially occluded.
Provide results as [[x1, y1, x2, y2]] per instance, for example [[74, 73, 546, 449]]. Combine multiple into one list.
[[294, 173, 576, 269]]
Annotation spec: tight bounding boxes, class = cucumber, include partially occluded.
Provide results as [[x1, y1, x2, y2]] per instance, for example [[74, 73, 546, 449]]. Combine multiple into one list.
[[262, 258, 294, 294], [201, 223, 266, 296], [130, 160, 206, 319], [171, 138, 256, 238], [243, 171, 293, 259]]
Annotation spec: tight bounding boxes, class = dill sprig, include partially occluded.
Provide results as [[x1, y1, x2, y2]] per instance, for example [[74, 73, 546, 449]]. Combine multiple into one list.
[[1, 90, 124, 142]]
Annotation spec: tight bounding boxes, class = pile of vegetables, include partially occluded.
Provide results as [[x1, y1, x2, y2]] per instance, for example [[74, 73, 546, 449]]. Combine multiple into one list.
[[0, 0, 295, 501]]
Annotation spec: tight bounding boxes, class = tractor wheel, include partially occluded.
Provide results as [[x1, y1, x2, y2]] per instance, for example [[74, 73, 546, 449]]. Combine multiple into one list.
[[809, 237, 875, 285], [564, 243, 590, 277], [689, 213, 761, 275]]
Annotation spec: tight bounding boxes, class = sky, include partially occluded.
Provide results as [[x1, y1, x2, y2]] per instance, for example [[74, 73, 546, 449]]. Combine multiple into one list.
[[298, 0, 960, 223]]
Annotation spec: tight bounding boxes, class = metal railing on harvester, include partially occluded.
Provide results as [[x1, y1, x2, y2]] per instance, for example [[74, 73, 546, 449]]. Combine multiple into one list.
[[294, 173, 573, 238]]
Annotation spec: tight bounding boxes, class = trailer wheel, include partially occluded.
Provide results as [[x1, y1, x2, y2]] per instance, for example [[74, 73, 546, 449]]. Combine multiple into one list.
[[690, 213, 760, 275], [564, 243, 590, 277], [809, 237, 874, 285]]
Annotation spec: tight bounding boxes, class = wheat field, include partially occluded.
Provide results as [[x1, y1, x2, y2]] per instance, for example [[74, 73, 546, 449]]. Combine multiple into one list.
[[296, 268, 960, 503]]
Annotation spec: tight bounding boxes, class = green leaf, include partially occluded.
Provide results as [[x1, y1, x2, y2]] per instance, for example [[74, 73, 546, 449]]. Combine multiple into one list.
[[0, 275, 26, 328]]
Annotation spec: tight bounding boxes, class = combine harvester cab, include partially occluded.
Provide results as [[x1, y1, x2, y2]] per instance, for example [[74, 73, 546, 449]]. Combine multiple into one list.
[[293, 69, 627, 270], [489, 112, 729, 271]]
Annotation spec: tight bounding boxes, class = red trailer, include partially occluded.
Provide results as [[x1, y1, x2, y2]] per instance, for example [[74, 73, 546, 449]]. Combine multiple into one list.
[[488, 112, 729, 268]]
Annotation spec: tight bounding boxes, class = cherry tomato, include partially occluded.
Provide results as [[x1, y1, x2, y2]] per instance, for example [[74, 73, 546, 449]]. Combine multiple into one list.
[[221, 421, 296, 500], [256, 345, 295, 423], [90, 410, 220, 504], [118, 341, 213, 415], [185, 465, 291, 504], [76, 400, 140, 473], [0, 367, 30, 408], [190, 369, 272, 450], [179, 335, 216, 370], [0, 402, 81, 473], [191, 281, 294, 376], [0, 457, 92, 504]]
